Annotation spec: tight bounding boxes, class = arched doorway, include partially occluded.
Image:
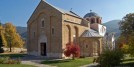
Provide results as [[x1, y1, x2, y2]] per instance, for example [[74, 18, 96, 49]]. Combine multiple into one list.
[[38, 34, 47, 56]]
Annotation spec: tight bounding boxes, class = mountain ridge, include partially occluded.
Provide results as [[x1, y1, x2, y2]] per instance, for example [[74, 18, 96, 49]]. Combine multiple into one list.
[[103, 20, 121, 37]]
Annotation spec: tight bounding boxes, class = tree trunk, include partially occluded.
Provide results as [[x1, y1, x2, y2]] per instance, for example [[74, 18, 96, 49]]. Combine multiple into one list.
[[72, 54, 75, 60], [9, 43, 12, 52]]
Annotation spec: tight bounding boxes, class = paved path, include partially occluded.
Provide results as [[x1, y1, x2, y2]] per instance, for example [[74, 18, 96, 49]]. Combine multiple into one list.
[[21, 60, 56, 67], [19, 55, 99, 67], [20, 55, 56, 67], [80, 63, 99, 67]]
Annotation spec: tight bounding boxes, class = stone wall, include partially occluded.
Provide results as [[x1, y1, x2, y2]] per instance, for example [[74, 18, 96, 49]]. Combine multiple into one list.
[[27, 0, 63, 58]]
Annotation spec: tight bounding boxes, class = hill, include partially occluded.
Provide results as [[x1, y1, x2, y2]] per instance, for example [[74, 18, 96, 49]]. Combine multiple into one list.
[[103, 20, 121, 37], [16, 26, 27, 39]]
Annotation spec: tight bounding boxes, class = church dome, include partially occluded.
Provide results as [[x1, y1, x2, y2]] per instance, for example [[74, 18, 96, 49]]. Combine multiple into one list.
[[84, 12, 99, 18]]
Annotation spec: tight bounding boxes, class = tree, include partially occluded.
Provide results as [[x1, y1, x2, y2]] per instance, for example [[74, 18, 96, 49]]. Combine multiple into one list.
[[0, 23, 4, 53], [99, 49, 124, 67], [0, 23, 7, 47], [121, 44, 129, 54], [64, 42, 80, 60], [128, 35, 134, 57], [0, 35, 4, 53], [4, 23, 24, 52], [119, 13, 134, 56], [119, 13, 134, 36]]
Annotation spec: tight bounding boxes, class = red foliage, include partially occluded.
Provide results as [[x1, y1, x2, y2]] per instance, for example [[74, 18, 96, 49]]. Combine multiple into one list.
[[119, 44, 123, 48], [64, 42, 80, 58]]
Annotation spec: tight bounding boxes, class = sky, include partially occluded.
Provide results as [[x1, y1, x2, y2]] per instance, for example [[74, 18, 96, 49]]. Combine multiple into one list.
[[0, 0, 134, 27]]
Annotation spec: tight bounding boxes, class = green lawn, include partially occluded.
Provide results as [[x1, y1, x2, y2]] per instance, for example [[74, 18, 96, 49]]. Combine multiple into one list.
[[0, 64, 36, 67], [0, 53, 26, 58], [41, 57, 93, 67]]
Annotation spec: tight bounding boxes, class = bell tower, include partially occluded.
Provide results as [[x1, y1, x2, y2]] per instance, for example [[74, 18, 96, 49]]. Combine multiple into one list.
[[84, 11, 102, 24]]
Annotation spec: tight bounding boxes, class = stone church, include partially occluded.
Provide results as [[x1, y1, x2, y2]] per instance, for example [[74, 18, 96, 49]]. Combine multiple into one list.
[[27, 0, 106, 58]]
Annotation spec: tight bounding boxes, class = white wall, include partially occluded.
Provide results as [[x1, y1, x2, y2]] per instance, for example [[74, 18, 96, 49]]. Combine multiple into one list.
[[98, 24, 106, 36]]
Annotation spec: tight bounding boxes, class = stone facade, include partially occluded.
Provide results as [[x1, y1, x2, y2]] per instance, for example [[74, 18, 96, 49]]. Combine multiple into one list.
[[27, 0, 105, 59]]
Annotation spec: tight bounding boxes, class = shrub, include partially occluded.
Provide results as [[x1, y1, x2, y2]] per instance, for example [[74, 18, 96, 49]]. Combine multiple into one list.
[[16, 57, 21, 64], [0, 57, 4, 63], [99, 49, 124, 67], [0, 57, 21, 64], [0, 57, 9, 64], [64, 42, 80, 60]]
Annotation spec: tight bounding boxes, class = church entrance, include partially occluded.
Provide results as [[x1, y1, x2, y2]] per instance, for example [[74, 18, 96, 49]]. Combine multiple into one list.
[[40, 43, 46, 56]]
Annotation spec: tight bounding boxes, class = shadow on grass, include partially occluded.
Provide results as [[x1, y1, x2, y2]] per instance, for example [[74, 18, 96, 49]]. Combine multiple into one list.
[[95, 62, 134, 67], [123, 58, 134, 62], [0, 54, 26, 58], [41, 59, 72, 64], [117, 62, 134, 67]]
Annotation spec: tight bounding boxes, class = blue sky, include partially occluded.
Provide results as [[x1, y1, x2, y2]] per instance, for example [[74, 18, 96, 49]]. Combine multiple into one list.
[[0, 0, 134, 27]]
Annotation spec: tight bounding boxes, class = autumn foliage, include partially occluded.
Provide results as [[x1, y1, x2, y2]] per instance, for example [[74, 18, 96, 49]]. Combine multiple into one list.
[[64, 42, 80, 60]]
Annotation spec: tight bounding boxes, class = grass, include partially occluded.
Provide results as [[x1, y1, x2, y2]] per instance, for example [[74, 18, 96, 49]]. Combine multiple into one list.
[[41, 57, 93, 67], [0, 53, 26, 58], [119, 57, 134, 67], [0, 64, 36, 67]]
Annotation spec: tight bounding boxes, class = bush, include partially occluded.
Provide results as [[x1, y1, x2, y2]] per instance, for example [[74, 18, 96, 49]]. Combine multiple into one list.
[[0, 57, 9, 64], [16, 58, 21, 64], [64, 42, 80, 60], [99, 49, 124, 67], [0, 57, 21, 64]]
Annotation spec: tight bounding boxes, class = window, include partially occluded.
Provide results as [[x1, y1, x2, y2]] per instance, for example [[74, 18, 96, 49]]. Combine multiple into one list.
[[52, 28, 54, 35], [86, 45, 88, 48], [97, 18, 100, 23], [86, 18, 90, 21], [33, 32, 35, 38], [91, 18, 95, 24], [42, 20, 44, 27]]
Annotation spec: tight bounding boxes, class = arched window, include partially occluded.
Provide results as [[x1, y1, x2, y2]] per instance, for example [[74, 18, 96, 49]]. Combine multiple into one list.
[[91, 18, 95, 24], [100, 20, 101, 24], [97, 18, 100, 24], [41, 18, 45, 27], [52, 27, 54, 35], [86, 45, 88, 48], [86, 18, 90, 21], [42, 20, 44, 27], [33, 32, 35, 38]]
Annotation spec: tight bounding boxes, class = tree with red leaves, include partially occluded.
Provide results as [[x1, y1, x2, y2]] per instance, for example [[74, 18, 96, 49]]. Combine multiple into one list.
[[64, 42, 80, 60]]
